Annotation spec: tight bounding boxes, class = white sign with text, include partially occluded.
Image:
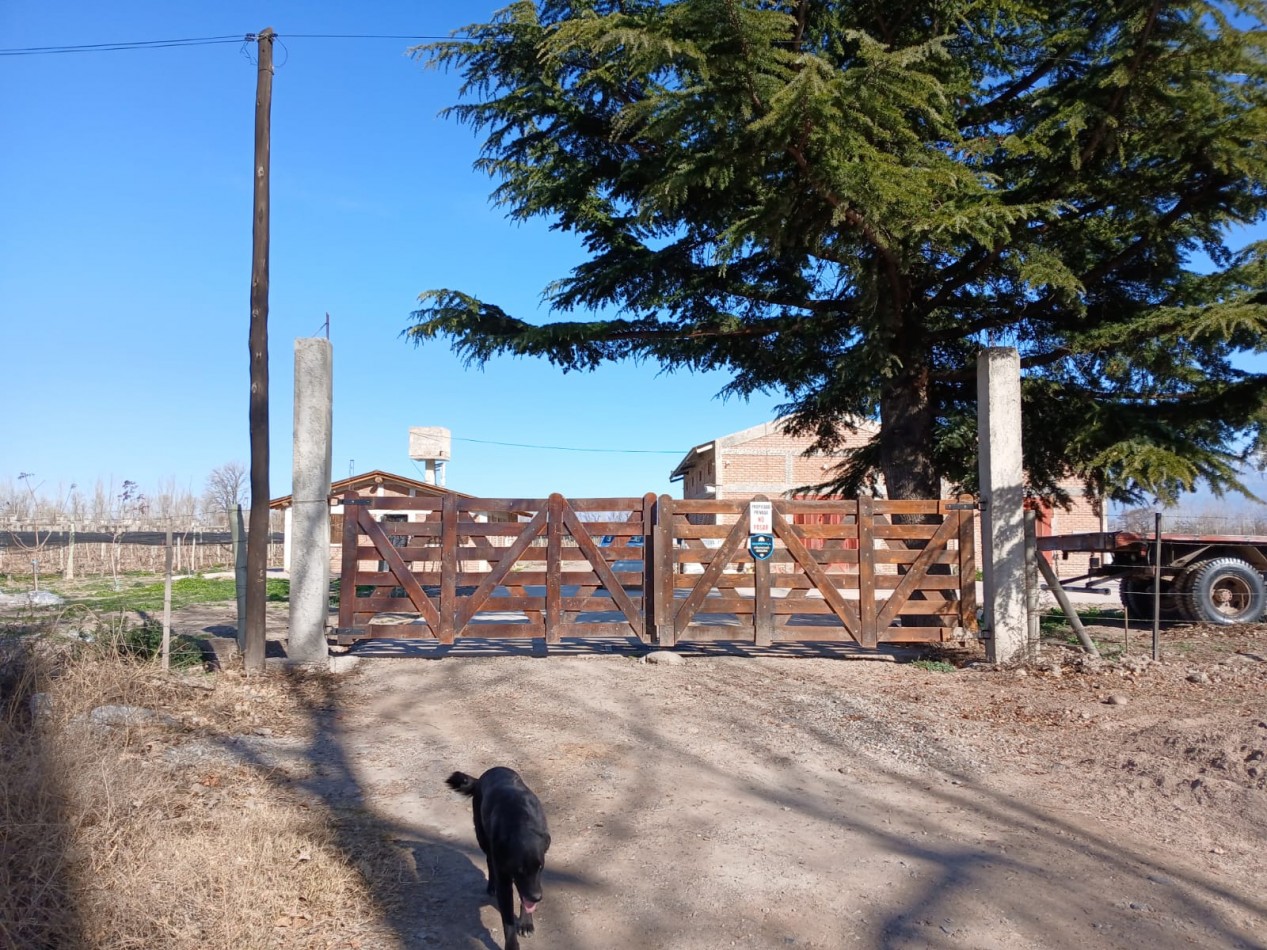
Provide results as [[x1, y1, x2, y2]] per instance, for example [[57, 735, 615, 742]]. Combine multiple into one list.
[[749, 500, 773, 534]]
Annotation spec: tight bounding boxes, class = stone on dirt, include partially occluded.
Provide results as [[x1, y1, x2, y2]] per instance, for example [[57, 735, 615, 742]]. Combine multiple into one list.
[[642, 650, 685, 666]]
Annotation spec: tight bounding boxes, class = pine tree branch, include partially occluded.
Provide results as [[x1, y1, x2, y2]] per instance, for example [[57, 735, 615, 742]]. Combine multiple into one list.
[[1080, 178, 1223, 288], [961, 54, 1065, 129], [920, 244, 1004, 315], [1078, 0, 1162, 168], [784, 143, 906, 320]]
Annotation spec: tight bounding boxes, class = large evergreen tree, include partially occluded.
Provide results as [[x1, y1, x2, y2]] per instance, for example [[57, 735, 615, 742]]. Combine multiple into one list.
[[407, 0, 1267, 504]]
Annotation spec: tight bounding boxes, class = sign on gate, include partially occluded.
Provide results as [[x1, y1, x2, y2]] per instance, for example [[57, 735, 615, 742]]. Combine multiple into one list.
[[749, 533, 774, 560], [749, 500, 773, 534]]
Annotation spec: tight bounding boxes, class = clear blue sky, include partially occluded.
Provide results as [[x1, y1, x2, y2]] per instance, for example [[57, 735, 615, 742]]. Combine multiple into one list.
[[0, 0, 785, 504], [1, 2, 1263, 511]]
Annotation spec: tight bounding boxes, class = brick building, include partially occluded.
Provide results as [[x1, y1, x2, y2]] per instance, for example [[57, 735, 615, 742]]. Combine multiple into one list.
[[670, 418, 1106, 577]]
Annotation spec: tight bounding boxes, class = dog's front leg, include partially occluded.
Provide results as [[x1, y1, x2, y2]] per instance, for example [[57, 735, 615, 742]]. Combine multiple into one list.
[[516, 902, 535, 937], [495, 876, 520, 950]]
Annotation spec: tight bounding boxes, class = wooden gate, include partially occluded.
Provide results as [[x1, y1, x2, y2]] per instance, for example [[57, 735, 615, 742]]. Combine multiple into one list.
[[334, 492, 656, 644], [653, 495, 977, 647], [332, 492, 977, 648]]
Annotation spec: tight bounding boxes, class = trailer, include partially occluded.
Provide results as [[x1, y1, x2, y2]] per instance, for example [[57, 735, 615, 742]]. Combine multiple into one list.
[[1037, 531, 1267, 625]]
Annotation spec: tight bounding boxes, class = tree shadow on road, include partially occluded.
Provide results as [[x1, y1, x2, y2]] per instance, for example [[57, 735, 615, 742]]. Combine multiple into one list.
[[361, 654, 1267, 949]]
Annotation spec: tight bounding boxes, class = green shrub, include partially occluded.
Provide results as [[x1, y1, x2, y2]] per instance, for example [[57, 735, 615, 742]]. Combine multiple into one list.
[[911, 659, 956, 673], [105, 618, 205, 669]]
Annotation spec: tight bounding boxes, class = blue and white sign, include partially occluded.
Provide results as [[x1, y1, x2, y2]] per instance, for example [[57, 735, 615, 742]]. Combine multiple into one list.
[[748, 533, 774, 561]]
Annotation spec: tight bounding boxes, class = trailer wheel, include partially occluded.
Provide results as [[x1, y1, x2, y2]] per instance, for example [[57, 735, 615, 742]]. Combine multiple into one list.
[[1172, 570, 1199, 622], [1119, 577, 1182, 621], [1185, 558, 1267, 625]]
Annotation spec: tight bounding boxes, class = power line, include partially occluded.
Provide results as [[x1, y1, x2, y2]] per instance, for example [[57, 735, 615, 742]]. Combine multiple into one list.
[[0, 35, 248, 56], [280, 34, 451, 40], [452, 436, 685, 455], [0, 32, 462, 57]]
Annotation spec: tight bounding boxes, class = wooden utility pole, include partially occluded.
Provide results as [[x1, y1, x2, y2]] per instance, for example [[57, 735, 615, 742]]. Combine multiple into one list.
[[245, 27, 275, 673]]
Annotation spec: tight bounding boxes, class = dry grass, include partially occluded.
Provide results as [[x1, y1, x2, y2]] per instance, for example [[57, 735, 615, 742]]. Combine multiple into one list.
[[0, 628, 410, 950]]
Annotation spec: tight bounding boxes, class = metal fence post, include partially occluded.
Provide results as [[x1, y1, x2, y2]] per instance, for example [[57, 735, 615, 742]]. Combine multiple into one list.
[[1024, 509, 1040, 660], [1153, 511, 1162, 662]]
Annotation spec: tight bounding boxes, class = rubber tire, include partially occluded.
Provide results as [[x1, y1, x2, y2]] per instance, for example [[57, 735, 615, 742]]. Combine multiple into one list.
[[1172, 569, 1199, 622], [1119, 576, 1187, 621], [1184, 558, 1267, 625]]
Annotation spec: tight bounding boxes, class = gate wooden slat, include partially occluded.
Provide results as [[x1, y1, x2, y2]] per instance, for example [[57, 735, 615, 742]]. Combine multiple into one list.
[[337, 493, 362, 634], [754, 552, 773, 646], [455, 509, 548, 629], [359, 508, 442, 632], [555, 622, 649, 639], [671, 593, 758, 613], [563, 584, 598, 623], [856, 495, 877, 646], [561, 506, 644, 635], [654, 496, 676, 645], [546, 494, 563, 641], [442, 623, 544, 639], [876, 515, 959, 629], [957, 496, 978, 632], [440, 494, 459, 641], [772, 507, 862, 639], [641, 493, 657, 643]]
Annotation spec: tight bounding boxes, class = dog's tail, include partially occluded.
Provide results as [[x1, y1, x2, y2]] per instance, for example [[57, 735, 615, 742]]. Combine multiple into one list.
[[445, 771, 479, 797]]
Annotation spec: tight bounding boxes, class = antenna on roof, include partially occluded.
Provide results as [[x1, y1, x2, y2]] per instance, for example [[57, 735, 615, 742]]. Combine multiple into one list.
[[348, 459, 354, 477]]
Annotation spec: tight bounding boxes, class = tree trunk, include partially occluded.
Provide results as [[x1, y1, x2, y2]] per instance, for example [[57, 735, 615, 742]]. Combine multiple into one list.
[[878, 358, 945, 630], [878, 361, 939, 500]]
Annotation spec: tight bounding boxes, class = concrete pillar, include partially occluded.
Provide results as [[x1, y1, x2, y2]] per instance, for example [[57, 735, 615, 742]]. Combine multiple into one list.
[[289, 338, 334, 665], [977, 347, 1027, 664]]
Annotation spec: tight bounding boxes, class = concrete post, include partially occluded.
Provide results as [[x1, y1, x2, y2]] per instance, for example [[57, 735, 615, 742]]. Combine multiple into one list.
[[977, 347, 1027, 664], [289, 338, 334, 665]]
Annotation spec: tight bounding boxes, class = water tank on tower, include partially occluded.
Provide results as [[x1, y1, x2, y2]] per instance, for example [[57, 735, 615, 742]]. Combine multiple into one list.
[[409, 427, 451, 487]]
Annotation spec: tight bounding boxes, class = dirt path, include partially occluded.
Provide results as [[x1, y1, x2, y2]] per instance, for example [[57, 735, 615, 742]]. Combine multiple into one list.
[[161, 603, 1267, 949], [310, 651, 1263, 949]]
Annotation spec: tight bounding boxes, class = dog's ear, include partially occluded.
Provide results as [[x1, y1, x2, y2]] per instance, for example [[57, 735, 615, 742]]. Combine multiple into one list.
[[542, 833, 552, 852]]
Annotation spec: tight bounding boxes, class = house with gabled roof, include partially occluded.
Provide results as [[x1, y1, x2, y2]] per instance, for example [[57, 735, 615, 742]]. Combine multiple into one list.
[[269, 469, 473, 574]]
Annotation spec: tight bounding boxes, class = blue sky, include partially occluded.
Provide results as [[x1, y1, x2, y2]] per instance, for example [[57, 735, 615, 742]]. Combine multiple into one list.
[[0, 0, 786, 504], [1, 1, 1264, 512]]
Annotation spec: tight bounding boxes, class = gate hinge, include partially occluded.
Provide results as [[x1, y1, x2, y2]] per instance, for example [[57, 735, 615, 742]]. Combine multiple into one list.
[[338, 498, 372, 506], [946, 502, 980, 510]]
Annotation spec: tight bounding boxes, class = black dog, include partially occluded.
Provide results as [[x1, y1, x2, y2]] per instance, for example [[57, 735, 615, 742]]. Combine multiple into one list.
[[446, 767, 551, 949]]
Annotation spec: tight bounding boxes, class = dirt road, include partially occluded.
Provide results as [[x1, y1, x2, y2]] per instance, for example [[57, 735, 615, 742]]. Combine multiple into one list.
[[150, 599, 1267, 949], [281, 639, 1261, 949]]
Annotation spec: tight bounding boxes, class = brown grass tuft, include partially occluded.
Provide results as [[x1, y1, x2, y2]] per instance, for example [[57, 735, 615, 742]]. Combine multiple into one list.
[[1, 632, 407, 949]]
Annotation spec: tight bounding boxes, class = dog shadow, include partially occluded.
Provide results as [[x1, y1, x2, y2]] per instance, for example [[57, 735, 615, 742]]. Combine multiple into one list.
[[393, 837, 502, 949], [392, 836, 593, 949]]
